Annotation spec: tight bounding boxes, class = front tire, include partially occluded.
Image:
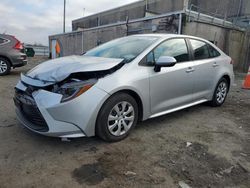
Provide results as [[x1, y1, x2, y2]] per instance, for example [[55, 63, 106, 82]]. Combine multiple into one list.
[[96, 93, 138, 142], [0, 57, 11, 76], [209, 78, 229, 107]]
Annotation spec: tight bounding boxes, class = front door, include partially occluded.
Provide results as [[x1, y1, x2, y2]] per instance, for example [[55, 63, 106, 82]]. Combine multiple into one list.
[[148, 38, 195, 115]]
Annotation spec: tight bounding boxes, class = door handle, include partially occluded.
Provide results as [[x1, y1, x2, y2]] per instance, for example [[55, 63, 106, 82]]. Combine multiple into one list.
[[186, 67, 195, 73], [213, 62, 219, 67]]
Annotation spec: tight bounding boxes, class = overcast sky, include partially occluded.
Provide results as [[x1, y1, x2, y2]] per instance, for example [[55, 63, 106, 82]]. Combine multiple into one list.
[[0, 0, 138, 45]]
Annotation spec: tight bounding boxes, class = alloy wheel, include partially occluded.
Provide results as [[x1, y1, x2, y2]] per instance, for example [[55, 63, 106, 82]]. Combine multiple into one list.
[[216, 81, 227, 104], [107, 101, 135, 136], [0, 60, 8, 74]]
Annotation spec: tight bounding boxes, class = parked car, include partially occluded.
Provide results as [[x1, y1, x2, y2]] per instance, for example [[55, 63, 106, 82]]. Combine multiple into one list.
[[0, 34, 27, 75], [14, 34, 234, 142]]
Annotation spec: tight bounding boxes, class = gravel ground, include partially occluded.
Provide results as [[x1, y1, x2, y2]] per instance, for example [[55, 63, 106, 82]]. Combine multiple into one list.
[[0, 57, 249, 188]]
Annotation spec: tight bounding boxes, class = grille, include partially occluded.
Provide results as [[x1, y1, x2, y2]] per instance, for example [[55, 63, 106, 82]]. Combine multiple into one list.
[[14, 90, 49, 132]]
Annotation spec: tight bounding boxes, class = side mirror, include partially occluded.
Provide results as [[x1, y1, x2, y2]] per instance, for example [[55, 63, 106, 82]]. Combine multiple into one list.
[[154, 56, 177, 72]]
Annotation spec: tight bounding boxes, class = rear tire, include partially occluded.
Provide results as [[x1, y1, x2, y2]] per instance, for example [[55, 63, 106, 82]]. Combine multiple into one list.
[[0, 57, 11, 76], [96, 93, 138, 142], [209, 78, 229, 107]]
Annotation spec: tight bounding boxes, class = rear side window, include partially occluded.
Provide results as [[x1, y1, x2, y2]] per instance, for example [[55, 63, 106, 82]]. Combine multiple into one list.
[[0, 38, 8, 45], [207, 45, 220, 57], [190, 39, 210, 60], [0, 38, 5, 44]]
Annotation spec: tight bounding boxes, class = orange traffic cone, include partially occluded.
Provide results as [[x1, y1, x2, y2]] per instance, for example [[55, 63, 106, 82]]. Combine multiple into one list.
[[242, 66, 250, 89]]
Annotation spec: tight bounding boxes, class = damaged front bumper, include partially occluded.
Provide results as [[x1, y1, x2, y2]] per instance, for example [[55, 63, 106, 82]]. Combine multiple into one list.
[[14, 74, 110, 138]]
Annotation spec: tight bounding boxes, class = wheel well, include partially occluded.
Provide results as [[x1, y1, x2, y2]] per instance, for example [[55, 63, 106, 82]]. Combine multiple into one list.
[[222, 75, 231, 89], [114, 90, 143, 121], [0, 55, 12, 66]]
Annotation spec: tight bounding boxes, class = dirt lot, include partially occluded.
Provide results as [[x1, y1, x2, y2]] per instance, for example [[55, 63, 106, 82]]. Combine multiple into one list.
[[0, 57, 249, 188]]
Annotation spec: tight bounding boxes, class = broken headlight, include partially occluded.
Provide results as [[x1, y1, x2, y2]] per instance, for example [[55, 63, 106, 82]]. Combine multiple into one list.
[[55, 79, 97, 102]]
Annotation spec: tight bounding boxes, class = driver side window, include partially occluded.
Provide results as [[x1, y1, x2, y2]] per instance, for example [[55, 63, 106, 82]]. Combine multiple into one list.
[[145, 38, 189, 65]]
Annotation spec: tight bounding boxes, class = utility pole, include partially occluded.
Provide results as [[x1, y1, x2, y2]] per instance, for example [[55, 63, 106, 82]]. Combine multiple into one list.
[[83, 8, 85, 17], [236, 0, 242, 24], [63, 0, 66, 33]]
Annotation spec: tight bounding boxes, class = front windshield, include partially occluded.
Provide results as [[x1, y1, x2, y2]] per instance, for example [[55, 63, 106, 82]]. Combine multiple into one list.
[[84, 36, 158, 63]]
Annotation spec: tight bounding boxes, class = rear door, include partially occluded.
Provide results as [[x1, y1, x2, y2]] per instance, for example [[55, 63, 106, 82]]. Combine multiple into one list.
[[148, 38, 195, 115], [187, 39, 221, 100], [0, 36, 10, 52]]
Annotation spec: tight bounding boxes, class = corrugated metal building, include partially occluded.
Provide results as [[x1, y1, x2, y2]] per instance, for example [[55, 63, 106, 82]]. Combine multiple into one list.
[[49, 0, 250, 72]]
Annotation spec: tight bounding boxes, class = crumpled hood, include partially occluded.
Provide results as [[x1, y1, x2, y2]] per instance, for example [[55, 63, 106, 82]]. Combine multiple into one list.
[[26, 55, 124, 82]]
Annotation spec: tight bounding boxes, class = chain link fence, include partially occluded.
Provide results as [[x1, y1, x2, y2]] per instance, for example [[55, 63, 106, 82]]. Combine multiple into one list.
[[188, 0, 250, 28]]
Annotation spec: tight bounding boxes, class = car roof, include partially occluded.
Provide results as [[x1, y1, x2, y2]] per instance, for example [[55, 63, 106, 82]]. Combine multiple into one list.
[[134, 33, 209, 42], [0, 34, 9, 37], [0, 34, 13, 39]]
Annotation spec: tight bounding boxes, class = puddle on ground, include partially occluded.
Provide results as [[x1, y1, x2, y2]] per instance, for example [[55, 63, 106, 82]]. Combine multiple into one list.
[[72, 163, 106, 185]]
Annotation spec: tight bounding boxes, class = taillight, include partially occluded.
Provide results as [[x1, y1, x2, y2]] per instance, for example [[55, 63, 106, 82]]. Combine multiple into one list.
[[10, 35, 23, 50], [14, 41, 23, 50]]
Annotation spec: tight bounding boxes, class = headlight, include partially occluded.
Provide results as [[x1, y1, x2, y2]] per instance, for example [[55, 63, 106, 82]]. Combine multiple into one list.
[[55, 79, 97, 102]]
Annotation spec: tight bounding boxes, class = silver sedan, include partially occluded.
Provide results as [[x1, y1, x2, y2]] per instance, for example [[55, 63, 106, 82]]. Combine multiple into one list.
[[14, 34, 234, 142]]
